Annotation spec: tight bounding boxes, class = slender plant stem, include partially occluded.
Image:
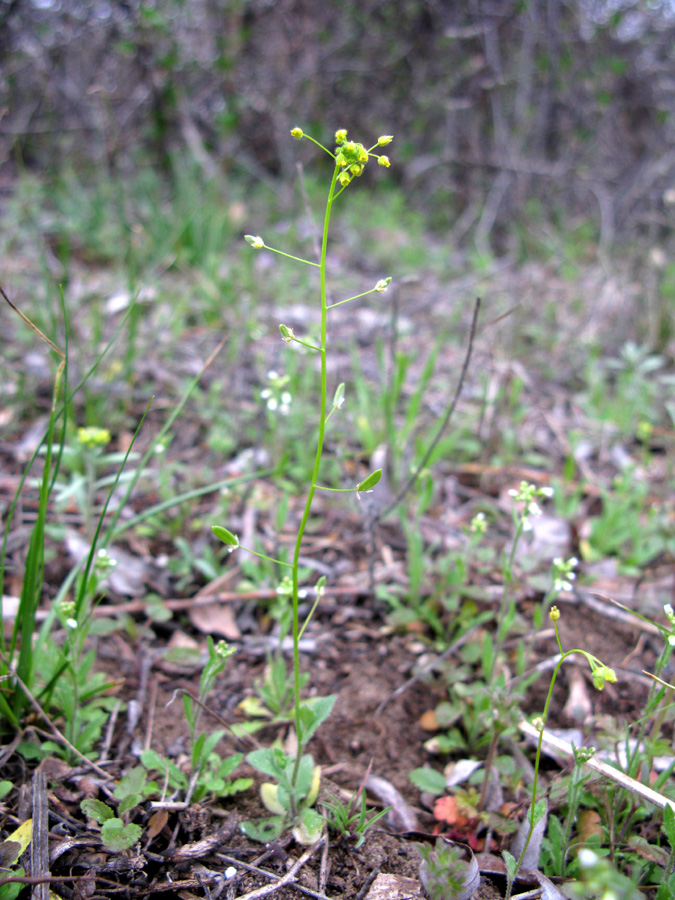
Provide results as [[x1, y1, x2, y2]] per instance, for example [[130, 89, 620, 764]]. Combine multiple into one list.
[[506, 637, 598, 899], [290, 165, 340, 794], [489, 518, 523, 682], [375, 296, 481, 521]]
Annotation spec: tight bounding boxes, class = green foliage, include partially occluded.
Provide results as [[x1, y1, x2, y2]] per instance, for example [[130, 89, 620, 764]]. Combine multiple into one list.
[[143, 637, 251, 804], [417, 838, 480, 900], [81, 789, 144, 852], [322, 789, 391, 849], [243, 746, 326, 844]]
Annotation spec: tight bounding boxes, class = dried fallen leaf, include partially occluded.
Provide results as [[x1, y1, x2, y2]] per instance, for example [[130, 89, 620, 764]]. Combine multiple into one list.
[[419, 710, 439, 731], [575, 808, 603, 851], [189, 601, 241, 640], [147, 809, 169, 840], [433, 795, 470, 828]]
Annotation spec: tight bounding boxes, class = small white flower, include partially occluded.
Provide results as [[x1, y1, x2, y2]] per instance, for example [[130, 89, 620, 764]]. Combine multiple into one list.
[[578, 848, 598, 868], [529, 502, 542, 518], [267, 370, 278, 380], [470, 512, 487, 535], [540, 486, 554, 497], [245, 235, 264, 249], [669, 635, 675, 647], [375, 279, 389, 293], [260, 388, 272, 400], [522, 517, 533, 532], [267, 398, 278, 411], [665, 603, 674, 618], [281, 391, 292, 405], [66, 618, 78, 630]]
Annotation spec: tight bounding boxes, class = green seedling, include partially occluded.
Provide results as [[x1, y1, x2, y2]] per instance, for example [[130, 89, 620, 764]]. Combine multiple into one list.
[[417, 837, 481, 900], [142, 638, 252, 805], [241, 746, 323, 845], [213, 127, 394, 839], [540, 744, 595, 877], [321, 787, 391, 850], [81, 766, 150, 852]]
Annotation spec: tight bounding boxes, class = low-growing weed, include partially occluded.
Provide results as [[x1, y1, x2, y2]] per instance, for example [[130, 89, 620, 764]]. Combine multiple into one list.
[[321, 787, 391, 850], [142, 637, 251, 805]]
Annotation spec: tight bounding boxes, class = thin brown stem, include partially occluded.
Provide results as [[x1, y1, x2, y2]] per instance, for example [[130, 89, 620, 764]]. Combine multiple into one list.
[[374, 296, 481, 521]]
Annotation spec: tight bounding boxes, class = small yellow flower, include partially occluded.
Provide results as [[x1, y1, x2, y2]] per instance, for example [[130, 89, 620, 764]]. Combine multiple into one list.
[[378, 155, 391, 167], [290, 127, 303, 139], [335, 129, 347, 144], [377, 135, 393, 146], [549, 606, 560, 622], [339, 171, 352, 187], [77, 426, 111, 448]]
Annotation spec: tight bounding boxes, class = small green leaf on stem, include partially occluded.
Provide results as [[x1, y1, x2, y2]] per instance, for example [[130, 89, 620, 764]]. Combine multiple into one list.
[[664, 803, 675, 847], [357, 468, 382, 493], [332, 383, 345, 409], [502, 849, 518, 881], [212, 525, 239, 547]]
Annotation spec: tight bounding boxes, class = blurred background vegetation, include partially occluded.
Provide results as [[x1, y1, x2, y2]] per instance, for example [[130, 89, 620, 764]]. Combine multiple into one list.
[[1, 0, 673, 256]]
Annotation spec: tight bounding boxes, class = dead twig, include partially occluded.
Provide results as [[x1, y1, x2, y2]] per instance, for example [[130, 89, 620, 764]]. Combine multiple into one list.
[[235, 837, 326, 900], [9, 671, 112, 781], [31, 768, 50, 900], [216, 854, 335, 900]]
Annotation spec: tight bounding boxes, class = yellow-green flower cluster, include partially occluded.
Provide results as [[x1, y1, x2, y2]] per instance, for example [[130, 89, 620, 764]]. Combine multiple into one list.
[[77, 426, 111, 448], [332, 129, 394, 187], [334, 130, 370, 187]]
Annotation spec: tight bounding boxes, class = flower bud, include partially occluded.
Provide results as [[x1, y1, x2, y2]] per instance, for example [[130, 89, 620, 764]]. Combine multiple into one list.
[[279, 324, 295, 343], [378, 156, 391, 167], [377, 135, 393, 146], [335, 129, 347, 144], [245, 235, 264, 249], [375, 277, 391, 293], [290, 127, 303, 139], [339, 171, 352, 187]]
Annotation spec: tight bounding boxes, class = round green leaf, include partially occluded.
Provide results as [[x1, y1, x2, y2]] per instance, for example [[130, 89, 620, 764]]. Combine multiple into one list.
[[101, 818, 142, 852]]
